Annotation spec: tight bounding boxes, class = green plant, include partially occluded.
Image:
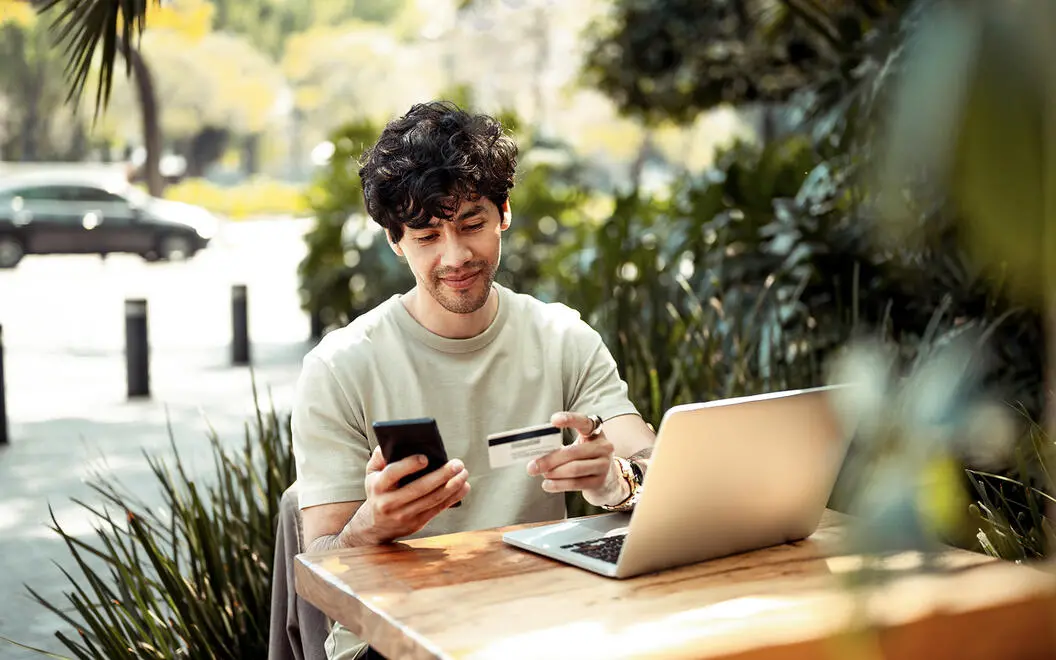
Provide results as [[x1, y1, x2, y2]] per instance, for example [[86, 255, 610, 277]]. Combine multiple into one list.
[[967, 412, 1055, 561], [296, 118, 410, 333], [539, 136, 834, 427], [548, 138, 841, 518], [5, 387, 294, 659]]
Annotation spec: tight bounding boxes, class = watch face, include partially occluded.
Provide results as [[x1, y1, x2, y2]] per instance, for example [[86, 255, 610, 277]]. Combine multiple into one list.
[[629, 459, 644, 484]]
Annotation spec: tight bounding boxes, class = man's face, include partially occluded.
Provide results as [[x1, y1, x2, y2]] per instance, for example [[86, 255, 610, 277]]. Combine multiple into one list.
[[391, 197, 510, 315]]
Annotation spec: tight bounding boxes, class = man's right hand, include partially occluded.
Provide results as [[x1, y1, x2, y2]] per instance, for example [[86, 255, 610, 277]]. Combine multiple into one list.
[[342, 446, 470, 545]]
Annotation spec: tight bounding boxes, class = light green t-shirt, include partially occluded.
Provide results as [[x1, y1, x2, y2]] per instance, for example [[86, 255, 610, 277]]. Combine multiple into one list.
[[290, 282, 639, 658]]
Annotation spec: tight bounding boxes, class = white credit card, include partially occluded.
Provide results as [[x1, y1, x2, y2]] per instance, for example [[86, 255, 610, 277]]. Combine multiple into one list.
[[487, 423, 563, 469]]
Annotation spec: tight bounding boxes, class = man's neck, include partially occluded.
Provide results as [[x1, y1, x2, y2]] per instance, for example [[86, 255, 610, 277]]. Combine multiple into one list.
[[402, 286, 499, 339]]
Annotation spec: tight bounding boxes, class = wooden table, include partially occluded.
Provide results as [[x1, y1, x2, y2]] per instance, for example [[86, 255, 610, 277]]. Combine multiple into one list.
[[295, 510, 1056, 659]]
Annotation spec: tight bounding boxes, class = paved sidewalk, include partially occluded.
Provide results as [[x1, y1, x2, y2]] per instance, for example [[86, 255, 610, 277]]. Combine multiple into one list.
[[0, 344, 309, 659], [0, 219, 317, 659]]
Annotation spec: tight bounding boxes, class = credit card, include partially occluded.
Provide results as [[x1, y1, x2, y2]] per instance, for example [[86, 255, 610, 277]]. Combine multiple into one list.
[[487, 423, 563, 469]]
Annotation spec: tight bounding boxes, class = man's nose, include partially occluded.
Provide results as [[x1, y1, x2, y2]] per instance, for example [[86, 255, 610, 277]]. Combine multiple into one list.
[[440, 235, 472, 268]]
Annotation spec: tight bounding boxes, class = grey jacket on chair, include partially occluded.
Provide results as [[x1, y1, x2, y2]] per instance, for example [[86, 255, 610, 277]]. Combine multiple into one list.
[[268, 482, 330, 660]]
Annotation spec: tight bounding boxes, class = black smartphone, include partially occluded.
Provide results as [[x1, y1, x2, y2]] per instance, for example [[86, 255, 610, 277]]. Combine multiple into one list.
[[372, 418, 459, 505]]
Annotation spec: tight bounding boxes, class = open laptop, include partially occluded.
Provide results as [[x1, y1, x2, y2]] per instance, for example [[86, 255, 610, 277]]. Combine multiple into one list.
[[502, 385, 850, 579]]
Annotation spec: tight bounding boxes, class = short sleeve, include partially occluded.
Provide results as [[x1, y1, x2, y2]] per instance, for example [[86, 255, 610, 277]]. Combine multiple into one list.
[[291, 353, 371, 509], [564, 322, 640, 423]]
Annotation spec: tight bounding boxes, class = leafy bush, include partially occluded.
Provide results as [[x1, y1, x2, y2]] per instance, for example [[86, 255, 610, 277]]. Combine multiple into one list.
[[295, 118, 417, 333], [968, 417, 1055, 560], [7, 390, 294, 659], [538, 136, 829, 426]]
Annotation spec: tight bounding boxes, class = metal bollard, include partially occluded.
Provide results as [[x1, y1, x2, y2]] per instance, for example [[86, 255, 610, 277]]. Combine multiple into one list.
[[232, 284, 250, 365], [0, 324, 8, 446], [125, 299, 150, 398]]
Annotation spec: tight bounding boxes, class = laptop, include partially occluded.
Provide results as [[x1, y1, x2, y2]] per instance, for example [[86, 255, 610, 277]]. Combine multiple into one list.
[[502, 385, 850, 579]]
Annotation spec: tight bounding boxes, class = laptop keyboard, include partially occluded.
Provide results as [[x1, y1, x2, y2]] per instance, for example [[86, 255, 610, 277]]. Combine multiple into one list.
[[561, 534, 626, 564]]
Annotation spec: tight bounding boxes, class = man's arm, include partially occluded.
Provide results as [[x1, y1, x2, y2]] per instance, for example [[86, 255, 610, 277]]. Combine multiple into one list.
[[301, 448, 471, 551], [302, 501, 365, 553], [530, 411, 654, 507], [292, 353, 375, 526], [599, 413, 655, 471], [527, 317, 656, 506], [293, 351, 471, 551]]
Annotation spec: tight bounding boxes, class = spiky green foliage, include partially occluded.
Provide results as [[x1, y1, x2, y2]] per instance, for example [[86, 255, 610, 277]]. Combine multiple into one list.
[[8, 389, 294, 659]]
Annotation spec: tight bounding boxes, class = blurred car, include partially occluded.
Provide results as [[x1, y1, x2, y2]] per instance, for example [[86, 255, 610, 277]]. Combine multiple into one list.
[[0, 170, 218, 268]]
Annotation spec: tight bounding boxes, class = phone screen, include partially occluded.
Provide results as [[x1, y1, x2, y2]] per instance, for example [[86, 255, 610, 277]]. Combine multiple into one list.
[[372, 417, 453, 490]]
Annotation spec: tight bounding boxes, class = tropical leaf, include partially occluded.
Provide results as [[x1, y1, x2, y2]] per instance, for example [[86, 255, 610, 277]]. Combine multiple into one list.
[[37, 0, 155, 114]]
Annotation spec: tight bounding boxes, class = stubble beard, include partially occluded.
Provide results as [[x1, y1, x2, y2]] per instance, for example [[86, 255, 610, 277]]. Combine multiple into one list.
[[427, 260, 497, 314]]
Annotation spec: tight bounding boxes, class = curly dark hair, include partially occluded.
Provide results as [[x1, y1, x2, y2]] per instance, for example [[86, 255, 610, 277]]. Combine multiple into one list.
[[358, 101, 519, 243]]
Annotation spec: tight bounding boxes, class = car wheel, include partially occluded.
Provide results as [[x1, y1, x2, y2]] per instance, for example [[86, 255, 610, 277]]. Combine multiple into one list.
[[0, 236, 24, 268], [158, 235, 195, 261]]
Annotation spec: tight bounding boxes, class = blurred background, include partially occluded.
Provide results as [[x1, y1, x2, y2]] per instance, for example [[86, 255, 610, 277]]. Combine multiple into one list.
[[2, 0, 1055, 657]]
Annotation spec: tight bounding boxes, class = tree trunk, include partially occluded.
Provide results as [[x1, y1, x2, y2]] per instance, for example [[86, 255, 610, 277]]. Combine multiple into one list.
[[68, 117, 88, 160], [242, 133, 260, 175], [531, 4, 550, 129], [185, 127, 229, 178], [630, 129, 655, 189], [20, 81, 40, 160], [11, 26, 40, 161], [117, 36, 164, 197]]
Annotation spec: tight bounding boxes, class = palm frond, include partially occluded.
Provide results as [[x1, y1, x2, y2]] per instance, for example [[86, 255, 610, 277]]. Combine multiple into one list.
[[36, 0, 154, 115]]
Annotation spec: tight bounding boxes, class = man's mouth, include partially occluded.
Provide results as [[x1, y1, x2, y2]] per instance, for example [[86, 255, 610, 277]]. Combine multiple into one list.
[[440, 270, 481, 290]]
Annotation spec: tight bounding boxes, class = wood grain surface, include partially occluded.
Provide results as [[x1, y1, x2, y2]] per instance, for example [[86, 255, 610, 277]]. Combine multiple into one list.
[[295, 510, 1056, 660]]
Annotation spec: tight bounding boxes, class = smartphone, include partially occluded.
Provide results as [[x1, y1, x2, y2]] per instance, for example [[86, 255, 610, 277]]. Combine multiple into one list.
[[372, 418, 460, 505]]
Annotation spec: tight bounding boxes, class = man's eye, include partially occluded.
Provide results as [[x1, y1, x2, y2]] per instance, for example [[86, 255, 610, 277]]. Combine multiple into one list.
[[416, 235, 438, 244], [465, 222, 485, 231]]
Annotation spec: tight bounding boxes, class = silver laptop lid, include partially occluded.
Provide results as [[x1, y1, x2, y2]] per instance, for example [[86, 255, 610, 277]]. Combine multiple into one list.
[[615, 385, 850, 578]]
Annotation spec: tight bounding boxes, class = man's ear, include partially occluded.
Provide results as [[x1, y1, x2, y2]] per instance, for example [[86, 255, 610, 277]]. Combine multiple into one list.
[[500, 200, 512, 230], [385, 230, 404, 257]]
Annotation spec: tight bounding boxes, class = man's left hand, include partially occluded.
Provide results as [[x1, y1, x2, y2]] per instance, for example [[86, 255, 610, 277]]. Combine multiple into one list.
[[526, 412, 629, 508]]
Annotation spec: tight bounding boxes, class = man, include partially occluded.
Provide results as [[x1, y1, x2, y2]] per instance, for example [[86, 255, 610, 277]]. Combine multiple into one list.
[[291, 100, 655, 659]]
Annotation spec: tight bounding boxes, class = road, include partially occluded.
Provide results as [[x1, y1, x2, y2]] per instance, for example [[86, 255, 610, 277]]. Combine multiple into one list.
[[0, 218, 318, 659]]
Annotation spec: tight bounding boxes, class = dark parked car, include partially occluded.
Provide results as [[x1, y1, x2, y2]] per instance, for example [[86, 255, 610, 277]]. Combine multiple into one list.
[[0, 170, 218, 268]]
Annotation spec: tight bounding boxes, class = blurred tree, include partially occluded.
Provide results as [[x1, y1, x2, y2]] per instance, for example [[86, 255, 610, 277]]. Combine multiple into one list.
[[172, 31, 283, 175], [580, 0, 1052, 467], [32, 0, 401, 178], [145, 1, 281, 177], [874, 0, 1056, 520], [102, 27, 284, 177], [209, 0, 406, 58], [36, 0, 150, 117], [297, 119, 397, 332], [0, 3, 75, 161], [120, 33, 164, 194], [150, 0, 214, 38], [210, 0, 315, 58], [347, 0, 407, 24], [582, 0, 911, 130], [26, 0, 164, 193], [282, 21, 445, 140]]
